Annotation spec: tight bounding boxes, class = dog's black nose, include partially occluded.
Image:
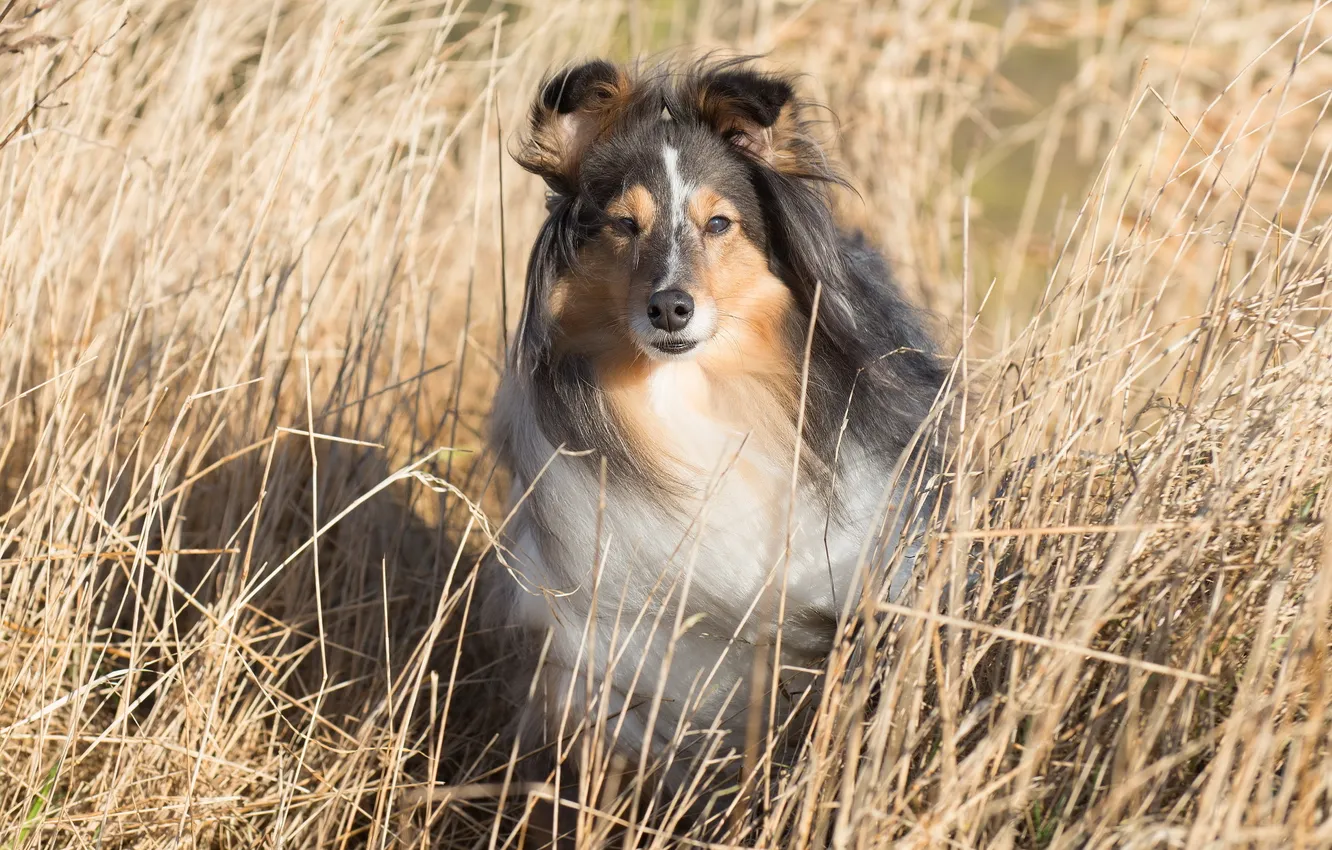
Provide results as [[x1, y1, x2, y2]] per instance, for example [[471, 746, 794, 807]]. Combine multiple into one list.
[[647, 289, 694, 332]]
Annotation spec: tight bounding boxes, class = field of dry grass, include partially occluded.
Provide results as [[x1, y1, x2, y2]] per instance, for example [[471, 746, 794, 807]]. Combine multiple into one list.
[[2, 0, 1332, 846]]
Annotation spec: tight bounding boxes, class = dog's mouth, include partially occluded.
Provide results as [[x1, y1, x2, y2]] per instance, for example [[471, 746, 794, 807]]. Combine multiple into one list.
[[631, 298, 715, 359], [652, 339, 698, 355]]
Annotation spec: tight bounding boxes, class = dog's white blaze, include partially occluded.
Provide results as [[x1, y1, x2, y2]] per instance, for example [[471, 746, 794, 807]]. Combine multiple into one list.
[[661, 143, 691, 283]]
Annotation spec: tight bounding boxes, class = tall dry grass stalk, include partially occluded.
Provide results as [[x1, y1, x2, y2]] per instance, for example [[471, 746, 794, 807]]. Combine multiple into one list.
[[1, 0, 1330, 847]]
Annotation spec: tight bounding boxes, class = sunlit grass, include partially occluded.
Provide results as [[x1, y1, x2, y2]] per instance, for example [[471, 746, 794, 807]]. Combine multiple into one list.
[[1, 0, 1330, 847]]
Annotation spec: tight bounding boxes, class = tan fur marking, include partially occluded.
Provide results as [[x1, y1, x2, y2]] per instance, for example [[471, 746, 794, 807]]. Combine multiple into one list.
[[697, 236, 797, 384], [551, 239, 631, 361], [687, 187, 739, 230], [607, 184, 656, 235]]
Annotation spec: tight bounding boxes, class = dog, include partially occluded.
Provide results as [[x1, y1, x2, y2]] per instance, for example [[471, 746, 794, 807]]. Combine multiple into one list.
[[484, 57, 948, 803]]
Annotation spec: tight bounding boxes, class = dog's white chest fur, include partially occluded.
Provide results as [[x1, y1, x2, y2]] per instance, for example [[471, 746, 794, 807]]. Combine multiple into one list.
[[493, 359, 921, 771], [635, 361, 865, 601]]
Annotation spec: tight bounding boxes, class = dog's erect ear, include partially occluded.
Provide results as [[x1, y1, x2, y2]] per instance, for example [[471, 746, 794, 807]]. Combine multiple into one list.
[[685, 66, 825, 177], [516, 60, 634, 195]]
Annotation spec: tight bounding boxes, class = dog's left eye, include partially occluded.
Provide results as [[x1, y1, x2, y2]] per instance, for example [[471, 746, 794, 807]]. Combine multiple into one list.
[[705, 216, 732, 235], [615, 217, 639, 236]]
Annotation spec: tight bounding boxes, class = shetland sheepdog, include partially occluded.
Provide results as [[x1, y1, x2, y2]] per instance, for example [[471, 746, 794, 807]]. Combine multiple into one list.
[[484, 58, 948, 796]]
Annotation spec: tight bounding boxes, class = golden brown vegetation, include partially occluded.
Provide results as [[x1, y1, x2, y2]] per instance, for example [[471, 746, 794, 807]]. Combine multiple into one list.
[[1, 0, 1331, 847]]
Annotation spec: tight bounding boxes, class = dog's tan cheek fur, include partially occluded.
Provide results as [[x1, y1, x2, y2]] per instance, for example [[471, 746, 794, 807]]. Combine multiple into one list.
[[698, 233, 798, 379], [552, 239, 633, 358], [686, 189, 794, 379]]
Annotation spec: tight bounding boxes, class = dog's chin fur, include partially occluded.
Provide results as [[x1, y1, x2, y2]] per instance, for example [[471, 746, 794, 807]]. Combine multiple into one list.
[[484, 57, 950, 800]]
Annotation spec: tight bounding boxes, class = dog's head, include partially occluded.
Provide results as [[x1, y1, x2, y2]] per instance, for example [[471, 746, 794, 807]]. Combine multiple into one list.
[[514, 59, 842, 366]]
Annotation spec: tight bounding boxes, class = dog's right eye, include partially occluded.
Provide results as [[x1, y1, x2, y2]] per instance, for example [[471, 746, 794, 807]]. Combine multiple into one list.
[[614, 217, 639, 236]]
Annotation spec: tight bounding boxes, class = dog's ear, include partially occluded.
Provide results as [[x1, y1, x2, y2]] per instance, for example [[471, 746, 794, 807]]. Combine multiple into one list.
[[686, 67, 825, 177], [516, 60, 634, 195]]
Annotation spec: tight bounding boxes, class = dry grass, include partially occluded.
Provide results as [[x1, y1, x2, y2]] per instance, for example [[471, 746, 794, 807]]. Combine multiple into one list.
[[2, 0, 1331, 846]]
